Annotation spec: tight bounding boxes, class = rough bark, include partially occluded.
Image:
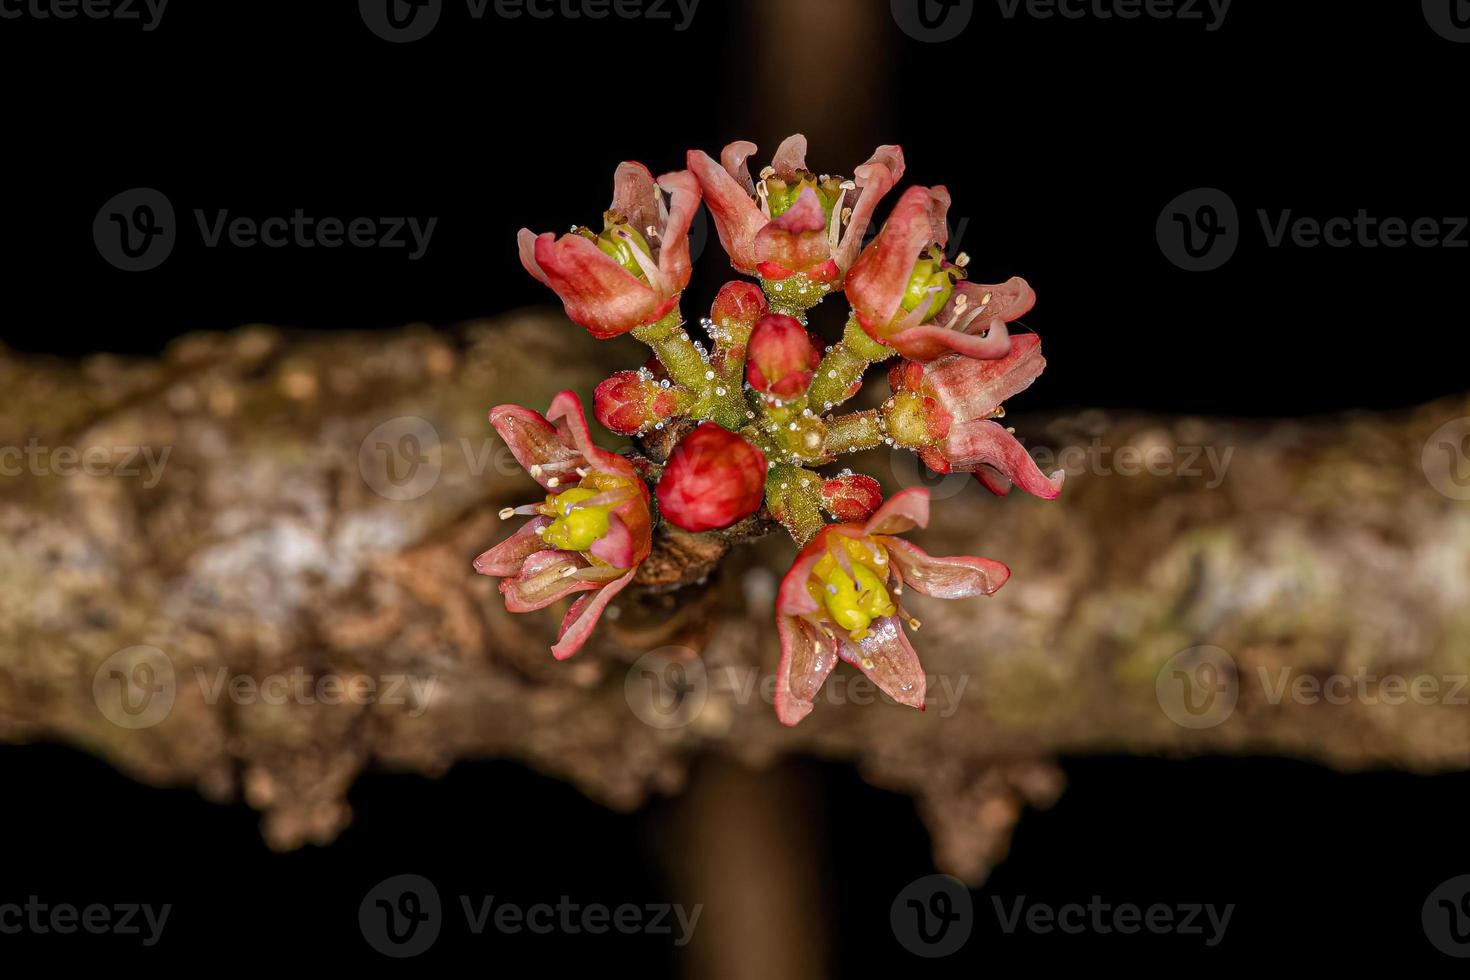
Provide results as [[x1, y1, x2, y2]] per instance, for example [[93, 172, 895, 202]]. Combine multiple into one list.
[[2, 314, 1467, 882]]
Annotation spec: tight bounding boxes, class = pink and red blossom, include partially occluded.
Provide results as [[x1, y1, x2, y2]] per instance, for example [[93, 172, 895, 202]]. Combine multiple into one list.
[[655, 423, 768, 532]]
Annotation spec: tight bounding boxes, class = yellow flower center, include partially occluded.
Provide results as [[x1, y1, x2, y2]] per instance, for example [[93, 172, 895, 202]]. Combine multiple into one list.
[[806, 536, 897, 642], [540, 487, 612, 553]]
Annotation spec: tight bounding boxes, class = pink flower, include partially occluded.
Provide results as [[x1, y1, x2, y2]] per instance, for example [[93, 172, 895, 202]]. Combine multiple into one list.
[[774, 488, 1010, 726], [687, 134, 904, 284], [655, 423, 768, 532], [746, 313, 821, 398], [474, 391, 653, 659], [846, 185, 1036, 363], [891, 335, 1064, 499], [518, 164, 702, 339]]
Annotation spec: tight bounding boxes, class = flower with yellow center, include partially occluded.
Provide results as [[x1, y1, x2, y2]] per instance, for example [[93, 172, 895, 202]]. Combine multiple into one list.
[[805, 536, 898, 642]]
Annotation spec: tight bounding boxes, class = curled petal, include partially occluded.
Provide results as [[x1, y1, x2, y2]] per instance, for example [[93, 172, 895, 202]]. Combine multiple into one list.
[[954, 277, 1036, 326], [944, 420, 1064, 499], [611, 161, 661, 246], [532, 232, 660, 339], [517, 228, 549, 285], [655, 169, 702, 290], [836, 617, 926, 711], [928, 186, 952, 249], [777, 530, 834, 617], [845, 186, 943, 330], [974, 464, 1014, 497], [862, 486, 931, 537], [552, 570, 637, 660], [888, 318, 1011, 363], [689, 147, 765, 272], [546, 390, 637, 482], [775, 613, 839, 726], [882, 537, 1010, 599], [720, 139, 759, 193], [770, 133, 808, 176], [926, 333, 1046, 422], [490, 403, 584, 490], [836, 145, 904, 270], [474, 517, 553, 578]]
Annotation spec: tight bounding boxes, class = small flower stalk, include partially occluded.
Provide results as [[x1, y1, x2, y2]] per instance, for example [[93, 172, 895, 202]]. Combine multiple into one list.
[[478, 135, 1062, 724]]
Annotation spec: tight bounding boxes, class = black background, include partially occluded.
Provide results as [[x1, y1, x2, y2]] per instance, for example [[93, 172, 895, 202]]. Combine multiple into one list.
[[3, 0, 1468, 972]]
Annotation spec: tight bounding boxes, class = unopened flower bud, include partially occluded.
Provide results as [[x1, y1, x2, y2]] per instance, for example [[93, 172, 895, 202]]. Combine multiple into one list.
[[594, 370, 686, 435], [746, 313, 821, 398], [710, 281, 769, 339], [820, 473, 884, 522], [655, 423, 768, 532]]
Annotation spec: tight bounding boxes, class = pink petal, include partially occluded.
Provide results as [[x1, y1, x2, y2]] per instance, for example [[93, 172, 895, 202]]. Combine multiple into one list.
[[775, 613, 839, 726], [928, 185, 952, 249], [776, 529, 835, 617], [974, 464, 1014, 497], [474, 517, 553, 577], [490, 403, 584, 490], [955, 277, 1036, 325], [836, 617, 926, 710], [888, 318, 1011, 363], [944, 420, 1064, 499], [719, 139, 759, 193], [655, 169, 702, 291], [502, 550, 598, 612], [754, 186, 832, 274], [771, 133, 808, 175], [926, 333, 1045, 422], [588, 512, 635, 569], [552, 569, 636, 660], [546, 390, 637, 482], [863, 487, 931, 537], [688, 147, 765, 272], [611, 161, 661, 246], [845, 185, 942, 330], [882, 537, 1010, 598], [517, 228, 548, 285], [835, 145, 903, 271], [533, 233, 660, 339]]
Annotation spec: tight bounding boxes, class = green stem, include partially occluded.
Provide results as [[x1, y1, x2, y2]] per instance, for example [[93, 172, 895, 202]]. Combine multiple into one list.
[[807, 314, 894, 411], [634, 309, 747, 429], [823, 409, 885, 456], [765, 463, 827, 545]]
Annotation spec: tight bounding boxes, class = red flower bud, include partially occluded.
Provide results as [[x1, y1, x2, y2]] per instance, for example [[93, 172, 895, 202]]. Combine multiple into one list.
[[710, 281, 768, 334], [655, 423, 768, 532], [746, 313, 821, 398], [820, 473, 884, 522], [594, 371, 686, 436]]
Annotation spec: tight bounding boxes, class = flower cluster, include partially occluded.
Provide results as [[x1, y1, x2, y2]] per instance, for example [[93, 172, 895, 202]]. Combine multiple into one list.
[[477, 136, 1061, 725]]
